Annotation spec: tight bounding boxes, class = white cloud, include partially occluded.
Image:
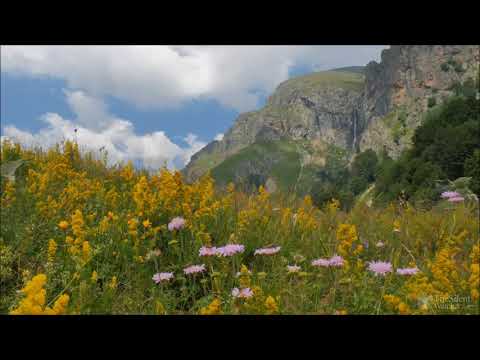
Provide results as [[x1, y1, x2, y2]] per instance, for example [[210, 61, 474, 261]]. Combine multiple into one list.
[[1, 91, 206, 170], [214, 133, 224, 141], [1, 45, 387, 112], [181, 133, 207, 166]]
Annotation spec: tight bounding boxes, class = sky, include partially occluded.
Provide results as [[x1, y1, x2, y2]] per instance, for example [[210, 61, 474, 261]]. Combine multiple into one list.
[[1, 45, 387, 170]]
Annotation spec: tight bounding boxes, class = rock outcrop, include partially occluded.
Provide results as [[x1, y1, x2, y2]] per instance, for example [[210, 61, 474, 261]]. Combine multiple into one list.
[[184, 45, 479, 184], [359, 45, 479, 157]]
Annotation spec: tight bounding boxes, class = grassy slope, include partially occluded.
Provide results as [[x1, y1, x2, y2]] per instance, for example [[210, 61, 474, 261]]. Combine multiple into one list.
[[273, 70, 365, 97], [211, 141, 301, 191]]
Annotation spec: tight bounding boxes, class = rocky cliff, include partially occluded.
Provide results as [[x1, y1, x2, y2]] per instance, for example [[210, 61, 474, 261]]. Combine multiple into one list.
[[184, 45, 479, 188], [360, 45, 479, 157]]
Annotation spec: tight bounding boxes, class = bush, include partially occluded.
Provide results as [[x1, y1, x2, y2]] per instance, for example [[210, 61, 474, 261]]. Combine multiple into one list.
[[464, 149, 480, 195]]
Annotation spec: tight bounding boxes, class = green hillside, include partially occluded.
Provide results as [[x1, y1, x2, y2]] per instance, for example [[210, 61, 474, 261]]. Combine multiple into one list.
[[210, 140, 321, 194]]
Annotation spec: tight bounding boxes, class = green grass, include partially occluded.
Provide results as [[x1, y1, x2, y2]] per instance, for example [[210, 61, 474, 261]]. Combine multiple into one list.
[[275, 70, 365, 96], [211, 140, 302, 191]]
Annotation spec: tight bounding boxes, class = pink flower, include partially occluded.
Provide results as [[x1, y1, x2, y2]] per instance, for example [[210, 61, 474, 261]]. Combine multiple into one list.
[[396, 267, 419, 276], [287, 265, 301, 273], [311, 255, 344, 267], [448, 196, 464, 202], [311, 258, 332, 267], [215, 244, 245, 257], [368, 261, 392, 276], [254, 246, 281, 256], [441, 191, 461, 199], [152, 272, 174, 284], [183, 264, 206, 275], [199, 246, 217, 257], [328, 255, 345, 267], [168, 217, 186, 231], [232, 287, 253, 298]]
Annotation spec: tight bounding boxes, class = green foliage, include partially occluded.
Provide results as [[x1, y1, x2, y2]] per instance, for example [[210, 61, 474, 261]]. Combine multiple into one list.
[[351, 149, 378, 183], [316, 145, 349, 185], [375, 95, 480, 205], [427, 97, 436, 108], [311, 148, 379, 209], [464, 149, 480, 195], [441, 62, 450, 72]]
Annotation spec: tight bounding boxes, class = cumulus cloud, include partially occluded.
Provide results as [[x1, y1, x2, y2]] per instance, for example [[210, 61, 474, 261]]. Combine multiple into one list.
[[1, 90, 206, 170], [214, 133, 224, 141], [1, 45, 387, 112]]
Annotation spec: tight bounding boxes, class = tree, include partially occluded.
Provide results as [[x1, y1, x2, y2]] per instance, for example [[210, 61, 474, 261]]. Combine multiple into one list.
[[464, 149, 480, 195], [351, 149, 378, 183]]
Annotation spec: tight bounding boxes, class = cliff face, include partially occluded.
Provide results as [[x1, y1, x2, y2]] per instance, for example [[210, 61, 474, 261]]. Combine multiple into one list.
[[183, 70, 365, 182], [184, 45, 479, 184], [360, 45, 479, 157]]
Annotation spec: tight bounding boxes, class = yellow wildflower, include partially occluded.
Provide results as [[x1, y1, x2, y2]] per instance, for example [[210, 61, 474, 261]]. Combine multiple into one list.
[[47, 239, 57, 263], [10, 273, 69, 315], [58, 221, 69, 230], [264, 296, 279, 314], [82, 241, 91, 263], [199, 298, 222, 315], [398, 302, 410, 315], [109, 276, 118, 290], [143, 219, 152, 228], [393, 219, 401, 232]]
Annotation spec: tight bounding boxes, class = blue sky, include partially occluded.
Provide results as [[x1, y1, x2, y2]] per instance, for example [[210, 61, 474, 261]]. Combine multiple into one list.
[[1, 46, 387, 169]]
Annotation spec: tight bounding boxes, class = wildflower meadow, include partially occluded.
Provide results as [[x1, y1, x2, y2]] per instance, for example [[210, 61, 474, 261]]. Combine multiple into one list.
[[1, 139, 479, 315]]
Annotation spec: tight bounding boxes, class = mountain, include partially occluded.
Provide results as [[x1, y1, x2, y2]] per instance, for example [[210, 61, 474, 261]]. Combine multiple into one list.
[[183, 46, 479, 193]]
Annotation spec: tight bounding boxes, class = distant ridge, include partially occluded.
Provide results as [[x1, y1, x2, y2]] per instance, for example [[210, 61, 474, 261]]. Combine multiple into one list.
[[329, 66, 365, 74]]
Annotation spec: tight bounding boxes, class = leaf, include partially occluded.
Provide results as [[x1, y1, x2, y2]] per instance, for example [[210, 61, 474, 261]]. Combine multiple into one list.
[[0, 160, 25, 182], [451, 177, 471, 189]]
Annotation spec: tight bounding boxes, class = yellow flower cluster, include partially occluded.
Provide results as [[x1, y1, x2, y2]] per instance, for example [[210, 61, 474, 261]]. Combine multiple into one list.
[[10, 274, 70, 315], [264, 295, 279, 314], [1, 180, 16, 208], [430, 247, 460, 294], [47, 239, 57, 263], [294, 196, 318, 233], [468, 245, 479, 302], [199, 298, 222, 315], [383, 294, 410, 314], [336, 223, 360, 259]]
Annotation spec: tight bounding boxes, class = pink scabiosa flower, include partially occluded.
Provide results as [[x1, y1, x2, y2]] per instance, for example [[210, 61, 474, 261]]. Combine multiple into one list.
[[152, 272, 174, 284], [396, 267, 419, 276], [231, 287, 254, 299], [368, 261, 393, 276], [441, 191, 461, 199], [328, 255, 345, 267], [215, 244, 245, 257], [183, 264, 206, 275], [448, 196, 464, 202], [287, 265, 301, 273], [199, 246, 217, 257], [311, 258, 331, 267], [168, 217, 186, 231], [254, 246, 281, 256]]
